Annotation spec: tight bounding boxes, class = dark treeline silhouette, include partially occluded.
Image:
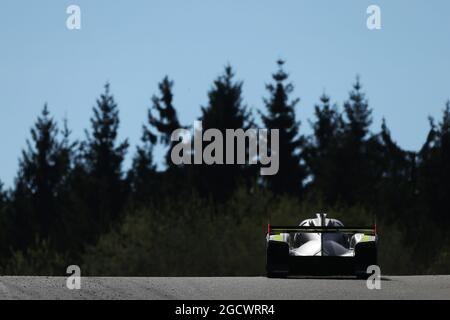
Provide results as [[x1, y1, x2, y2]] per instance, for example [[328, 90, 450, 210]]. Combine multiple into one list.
[[0, 61, 449, 275]]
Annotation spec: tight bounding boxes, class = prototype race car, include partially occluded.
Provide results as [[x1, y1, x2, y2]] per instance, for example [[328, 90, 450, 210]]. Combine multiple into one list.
[[266, 213, 378, 278]]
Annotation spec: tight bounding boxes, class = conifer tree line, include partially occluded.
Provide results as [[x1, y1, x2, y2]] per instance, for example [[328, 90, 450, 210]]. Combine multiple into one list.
[[0, 60, 449, 275]]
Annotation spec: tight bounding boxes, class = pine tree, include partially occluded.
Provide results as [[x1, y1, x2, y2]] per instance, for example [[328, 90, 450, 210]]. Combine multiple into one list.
[[128, 120, 157, 204], [378, 119, 414, 182], [51, 119, 79, 252], [148, 76, 182, 169], [418, 101, 450, 226], [371, 119, 416, 220], [339, 76, 374, 204], [201, 66, 251, 131], [343, 76, 372, 144], [57, 141, 94, 255], [305, 93, 343, 203], [0, 180, 9, 264], [197, 65, 252, 201], [261, 60, 306, 195], [84, 83, 129, 230], [55, 119, 77, 190], [0, 180, 5, 205], [310, 94, 343, 155], [12, 105, 73, 249], [0, 180, 6, 228]]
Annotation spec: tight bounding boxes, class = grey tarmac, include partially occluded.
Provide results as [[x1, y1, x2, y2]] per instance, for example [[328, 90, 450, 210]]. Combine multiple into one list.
[[0, 276, 449, 300]]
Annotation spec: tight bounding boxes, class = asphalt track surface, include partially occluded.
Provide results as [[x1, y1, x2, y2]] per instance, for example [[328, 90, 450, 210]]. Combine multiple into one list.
[[0, 276, 449, 300]]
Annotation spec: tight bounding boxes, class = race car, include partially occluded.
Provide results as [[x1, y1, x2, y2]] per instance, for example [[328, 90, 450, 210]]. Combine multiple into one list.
[[266, 213, 378, 278]]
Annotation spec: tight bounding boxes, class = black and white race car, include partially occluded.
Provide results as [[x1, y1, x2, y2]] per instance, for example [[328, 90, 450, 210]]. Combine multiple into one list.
[[266, 214, 378, 278]]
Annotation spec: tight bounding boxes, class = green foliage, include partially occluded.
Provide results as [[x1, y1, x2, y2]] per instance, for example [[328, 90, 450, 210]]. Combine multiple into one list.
[[428, 245, 450, 275], [2, 237, 66, 276], [82, 189, 420, 276], [83, 192, 266, 276]]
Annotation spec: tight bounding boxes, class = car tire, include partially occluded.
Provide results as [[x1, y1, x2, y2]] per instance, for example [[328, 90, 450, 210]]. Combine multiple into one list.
[[354, 241, 378, 278], [266, 240, 289, 278]]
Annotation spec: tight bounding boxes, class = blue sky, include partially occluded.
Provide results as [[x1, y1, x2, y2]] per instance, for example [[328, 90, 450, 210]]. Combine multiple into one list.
[[1, 0, 450, 187]]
